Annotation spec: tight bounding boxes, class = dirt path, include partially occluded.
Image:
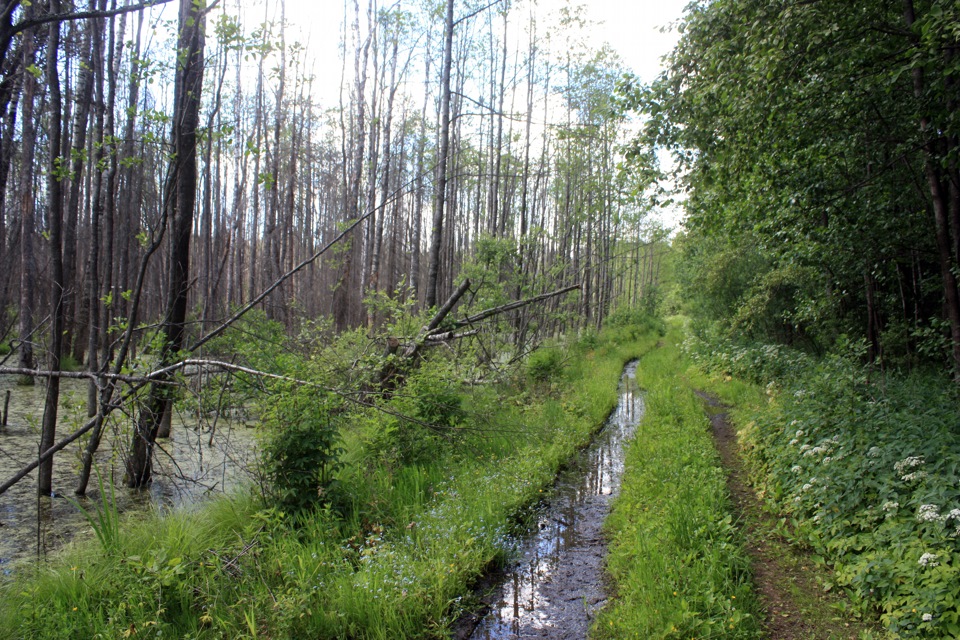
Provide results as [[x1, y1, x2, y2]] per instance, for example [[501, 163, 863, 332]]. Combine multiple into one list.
[[697, 391, 879, 640]]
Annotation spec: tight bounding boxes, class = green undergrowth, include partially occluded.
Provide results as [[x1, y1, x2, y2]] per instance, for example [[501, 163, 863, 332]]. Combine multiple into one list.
[[0, 324, 659, 639], [687, 332, 960, 638], [595, 319, 762, 639]]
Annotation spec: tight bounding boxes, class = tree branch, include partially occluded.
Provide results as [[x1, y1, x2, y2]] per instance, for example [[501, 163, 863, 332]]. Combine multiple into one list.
[[442, 284, 581, 331], [12, 0, 173, 36]]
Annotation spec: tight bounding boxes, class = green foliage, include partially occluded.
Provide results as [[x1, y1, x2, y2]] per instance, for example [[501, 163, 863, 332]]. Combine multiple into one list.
[[605, 304, 666, 337], [365, 361, 467, 466], [629, 0, 958, 368], [0, 321, 666, 639], [526, 346, 565, 383], [66, 468, 121, 553], [596, 322, 762, 639], [58, 353, 81, 372], [260, 385, 345, 513], [691, 331, 960, 637]]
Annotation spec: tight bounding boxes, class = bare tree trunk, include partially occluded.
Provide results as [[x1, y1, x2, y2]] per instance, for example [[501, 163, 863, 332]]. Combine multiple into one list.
[[39, 0, 65, 496], [425, 0, 454, 310], [367, 34, 399, 331], [410, 29, 431, 302], [126, 0, 204, 487], [16, 10, 38, 385]]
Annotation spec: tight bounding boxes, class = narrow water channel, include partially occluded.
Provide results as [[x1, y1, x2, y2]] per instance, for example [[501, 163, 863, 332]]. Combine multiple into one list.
[[465, 360, 644, 639]]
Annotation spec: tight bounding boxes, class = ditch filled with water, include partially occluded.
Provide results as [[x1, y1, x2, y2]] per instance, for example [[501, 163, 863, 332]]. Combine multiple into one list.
[[460, 360, 645, 639]]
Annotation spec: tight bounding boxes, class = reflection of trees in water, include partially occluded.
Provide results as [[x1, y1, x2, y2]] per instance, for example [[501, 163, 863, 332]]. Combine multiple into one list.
[[468, 363, 643, 639]]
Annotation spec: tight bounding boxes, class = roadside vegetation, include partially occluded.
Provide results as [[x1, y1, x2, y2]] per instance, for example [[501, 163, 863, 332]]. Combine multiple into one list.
[[686, 336, 960, 638], [596, 319, 762, 639], [0, 308, 661, 639]]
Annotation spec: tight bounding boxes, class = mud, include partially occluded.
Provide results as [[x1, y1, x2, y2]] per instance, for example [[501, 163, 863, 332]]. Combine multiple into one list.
[[459, 361, 644, 639]]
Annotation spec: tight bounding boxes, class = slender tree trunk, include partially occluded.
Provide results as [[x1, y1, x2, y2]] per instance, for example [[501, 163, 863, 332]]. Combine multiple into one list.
[[425, 0, 454, 310], [39, 0, 65, 496], [16, 11, 38, 385], [126, 0, 205, 487]]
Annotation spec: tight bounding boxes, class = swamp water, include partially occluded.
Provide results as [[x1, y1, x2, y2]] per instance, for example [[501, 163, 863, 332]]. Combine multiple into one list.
[[0, 377, 259, 571], [463, 360, 644, 639]]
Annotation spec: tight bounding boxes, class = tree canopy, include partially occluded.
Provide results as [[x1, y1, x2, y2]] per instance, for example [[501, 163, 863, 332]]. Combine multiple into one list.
[[628, 0, 960, 374]]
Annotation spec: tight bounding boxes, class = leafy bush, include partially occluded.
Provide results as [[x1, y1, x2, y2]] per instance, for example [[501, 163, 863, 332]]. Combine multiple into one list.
[[693, 332, 960, 637], [260, 385, 345, 513], [605, 304, 666, 337], [526, 346, 565, 383], [366, 362, 468, 466]]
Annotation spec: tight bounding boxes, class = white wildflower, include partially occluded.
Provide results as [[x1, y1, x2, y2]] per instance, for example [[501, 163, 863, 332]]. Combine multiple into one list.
[[945, 508, 960, 522], [894, 456, 925, 476], [881, 501, 899, 512], [802, 483, 812, 492], [789, 439, 799, 446], [918, 552, 939, 567], [902, 471, 928, 482], [867, 446, 882, 458], [822, 457, 832, 465], [795, 429, 804, 438], [799, 444, 812, 453], [917, 504, 941, 523], [922, 613, 934, 622], [791, 465, 802, 473]]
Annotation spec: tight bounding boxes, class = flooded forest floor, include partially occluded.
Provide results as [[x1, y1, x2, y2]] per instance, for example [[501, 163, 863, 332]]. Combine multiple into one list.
[[0, 322, 887, 639]]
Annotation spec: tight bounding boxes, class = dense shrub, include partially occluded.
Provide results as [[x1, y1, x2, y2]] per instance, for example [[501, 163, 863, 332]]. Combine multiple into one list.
[[260, 385, 345, 513], [526, 346, 565, 383], [690, 332, 960, 637], [605, 304, 666, 337]]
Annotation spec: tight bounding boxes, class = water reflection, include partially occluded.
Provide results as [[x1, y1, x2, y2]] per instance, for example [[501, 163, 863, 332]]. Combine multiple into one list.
[[0, 377, 259, 570], [469, 361, 644, 639]]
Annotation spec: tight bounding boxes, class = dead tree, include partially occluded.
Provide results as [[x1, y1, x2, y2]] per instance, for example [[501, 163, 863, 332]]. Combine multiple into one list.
[[125, 0, 205, 488]]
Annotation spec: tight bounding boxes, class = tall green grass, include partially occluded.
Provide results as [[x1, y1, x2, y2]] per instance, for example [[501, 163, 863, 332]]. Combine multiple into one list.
[[595, 320, 762, 639], [0, 325, 659, 639]]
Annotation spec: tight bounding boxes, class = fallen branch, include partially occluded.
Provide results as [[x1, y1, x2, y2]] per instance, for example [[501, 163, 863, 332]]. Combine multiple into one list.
[[442, 283, 581, 331]]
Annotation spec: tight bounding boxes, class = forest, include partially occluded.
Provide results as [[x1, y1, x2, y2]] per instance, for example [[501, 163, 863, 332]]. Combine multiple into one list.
[[0, 0, 959, 638]]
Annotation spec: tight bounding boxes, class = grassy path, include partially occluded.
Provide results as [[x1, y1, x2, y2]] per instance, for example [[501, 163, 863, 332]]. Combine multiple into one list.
[[701, 393, 882, 640], [596, 321, 884, 639]]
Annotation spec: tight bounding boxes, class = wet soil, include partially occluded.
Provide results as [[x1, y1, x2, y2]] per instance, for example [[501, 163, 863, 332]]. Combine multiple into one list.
[[457, 362, 644, 639], [697, 391, 880, 640]]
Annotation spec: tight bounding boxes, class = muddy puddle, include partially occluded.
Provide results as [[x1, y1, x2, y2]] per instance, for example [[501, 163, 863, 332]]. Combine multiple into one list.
[[461, 360, 644, 639], [0, 377, 259, 571]]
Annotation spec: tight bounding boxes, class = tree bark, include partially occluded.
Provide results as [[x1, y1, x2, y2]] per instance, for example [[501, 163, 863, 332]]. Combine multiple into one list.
[[126, 0, 205, 487], [38, 0, 65, 496], [16, 9, 38, 384], [425, 0, 454, 310]]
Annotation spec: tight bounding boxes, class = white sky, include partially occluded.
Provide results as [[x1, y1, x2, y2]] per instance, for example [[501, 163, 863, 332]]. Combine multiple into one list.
[[279, 0, 688, 104], [187, 0, 690, 228]]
